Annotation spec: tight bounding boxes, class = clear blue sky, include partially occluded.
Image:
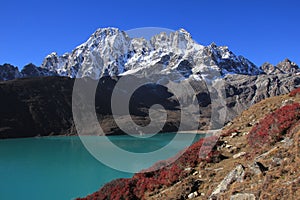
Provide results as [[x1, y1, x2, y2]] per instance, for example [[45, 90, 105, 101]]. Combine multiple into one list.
[[0, 0, 299, 69]]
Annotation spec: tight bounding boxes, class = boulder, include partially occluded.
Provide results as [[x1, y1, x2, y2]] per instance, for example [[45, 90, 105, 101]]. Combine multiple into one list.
[[210, 164, 245, 199], [230, 193, 256, 200], [233, 152, 246, 159]]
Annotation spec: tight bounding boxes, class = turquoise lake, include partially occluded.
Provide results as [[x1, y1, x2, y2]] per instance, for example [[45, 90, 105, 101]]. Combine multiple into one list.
[[0, 133, 203, 200]]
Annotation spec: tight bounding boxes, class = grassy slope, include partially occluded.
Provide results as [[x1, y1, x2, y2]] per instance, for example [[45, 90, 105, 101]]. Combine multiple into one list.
[[148, 91, 300, 199]]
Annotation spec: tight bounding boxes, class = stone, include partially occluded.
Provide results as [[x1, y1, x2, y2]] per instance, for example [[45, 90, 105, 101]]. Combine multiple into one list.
[[226, 122, 233, 126], [230, 132, 238, 138], [233, 152, 246, 159], [210, 165, 245, 199], [281, 137, 294, 147], [188, 191, 198, 199], [249, 163, 262, 175], [271, 157, 282, 167], [214, 167, 224, 172], [249, 162, 268, 175], [184, 167, 192, 171], [230, 193, 256, 200], [282, 99, 294, 106], [255, 162, 268, 173], [242, 132, 249, 136]]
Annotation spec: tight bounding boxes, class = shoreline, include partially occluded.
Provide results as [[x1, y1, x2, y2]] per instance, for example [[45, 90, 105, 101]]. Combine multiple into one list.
[[176, 129, 221, 135], [0, 129, 222, 140]]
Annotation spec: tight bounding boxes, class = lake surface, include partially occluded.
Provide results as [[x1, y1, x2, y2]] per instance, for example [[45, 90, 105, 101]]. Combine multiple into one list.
[[0, 133, 203, 200]]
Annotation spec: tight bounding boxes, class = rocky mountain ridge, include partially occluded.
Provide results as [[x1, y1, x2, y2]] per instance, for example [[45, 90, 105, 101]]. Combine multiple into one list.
[[0, 72, 299, 139], [40, 27, 263, 79], [0, 63, 58, 81], [261, 58, 299, 75], [1, 57, 298, 81], [1, 28, 299, 81]]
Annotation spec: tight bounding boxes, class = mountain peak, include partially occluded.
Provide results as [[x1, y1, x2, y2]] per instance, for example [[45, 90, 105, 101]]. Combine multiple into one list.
[[1, 27, 297, 81], [260, 58, 299, 74], [0, 63, 21, 81], [46, 52, 58, 58], [38, 27, 272, 79], [84, 27, 129, 47], [93, 27, 122, 37], [178, 28, 192, 38], [209, 42, 218, 48]]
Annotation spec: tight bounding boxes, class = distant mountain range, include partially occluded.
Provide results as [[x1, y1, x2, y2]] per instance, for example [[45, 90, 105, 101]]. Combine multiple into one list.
[[0, 27, 299, 81], [0, 28, 299, 139]]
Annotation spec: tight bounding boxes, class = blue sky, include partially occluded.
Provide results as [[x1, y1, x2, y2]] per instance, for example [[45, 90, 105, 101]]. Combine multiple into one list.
[[0, 0, 299, 69]]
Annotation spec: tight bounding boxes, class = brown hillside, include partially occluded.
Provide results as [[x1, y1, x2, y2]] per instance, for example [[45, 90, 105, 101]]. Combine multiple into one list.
[[79, 89, 300, 200]]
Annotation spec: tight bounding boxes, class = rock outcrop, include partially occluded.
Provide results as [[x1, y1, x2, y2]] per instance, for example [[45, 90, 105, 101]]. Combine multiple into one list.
[[209, 164, 245, 199], [223, 73, 300, 121], [21, 63, 58, 77]]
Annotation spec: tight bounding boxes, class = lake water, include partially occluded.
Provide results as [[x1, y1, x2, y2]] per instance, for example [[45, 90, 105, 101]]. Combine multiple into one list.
[[0, 133, 203, 200]]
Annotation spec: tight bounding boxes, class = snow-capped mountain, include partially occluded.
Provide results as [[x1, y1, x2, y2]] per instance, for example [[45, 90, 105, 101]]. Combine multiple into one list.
[[1, 27, 299, 82], [41, 27, 263, 80]]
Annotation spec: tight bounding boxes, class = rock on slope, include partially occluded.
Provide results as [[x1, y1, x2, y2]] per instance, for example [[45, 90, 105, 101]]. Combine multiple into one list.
[[223, 73, 300, 121]]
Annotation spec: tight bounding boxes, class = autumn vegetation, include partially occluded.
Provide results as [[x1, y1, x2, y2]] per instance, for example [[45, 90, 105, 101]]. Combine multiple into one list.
[[289, 87, 300, 97], [247, 102, 300, 148], [78, 135, 224, 200]]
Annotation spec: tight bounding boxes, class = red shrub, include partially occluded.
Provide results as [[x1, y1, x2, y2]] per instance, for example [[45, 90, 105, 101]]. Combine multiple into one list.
[[78, 135, 222, 200], [289, 88, 300, 97], [78, 178, 138, 200], [248, 103, 300, 147]]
